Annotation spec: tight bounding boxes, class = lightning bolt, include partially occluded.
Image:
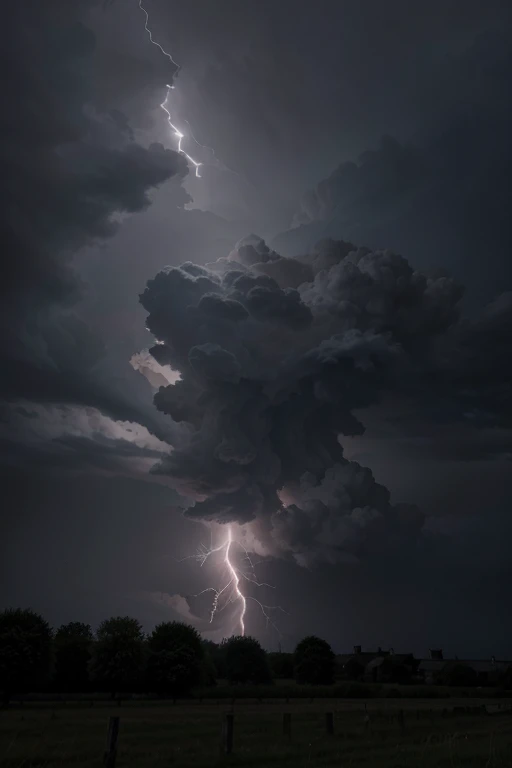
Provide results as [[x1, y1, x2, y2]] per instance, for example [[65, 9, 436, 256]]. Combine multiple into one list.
[[224, 525, 247, 635], [138, 0, 202, 177], [189, 524, 285, 637]]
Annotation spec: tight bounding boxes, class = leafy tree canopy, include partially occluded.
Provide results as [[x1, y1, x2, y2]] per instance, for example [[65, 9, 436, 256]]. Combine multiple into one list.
[[223, 635, 272, 685], [148, 621, 202, 656], [294, 635, 335, 685], [147, 621, 204, 696], [91, 616, 144, 693], [55, 622, 93, 642], [0, 608, 53, 701], [54, 622, 93, 691], [268, 651, 294, 679]]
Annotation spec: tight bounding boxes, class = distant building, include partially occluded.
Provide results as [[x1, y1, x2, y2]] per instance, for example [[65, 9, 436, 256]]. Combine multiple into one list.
[[418, 659, 446, 685], [364, 653, 417, 684], [336, 645, 389, 681], [418, 649, 511, 685], [337, 645, 512, 687]]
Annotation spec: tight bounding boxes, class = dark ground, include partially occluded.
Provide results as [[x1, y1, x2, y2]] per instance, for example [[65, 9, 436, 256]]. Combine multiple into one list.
[[1, 697, 512, 767]]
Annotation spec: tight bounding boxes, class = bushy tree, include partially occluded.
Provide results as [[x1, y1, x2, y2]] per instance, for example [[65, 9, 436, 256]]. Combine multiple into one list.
[[200, 640, 218, 686], [0, 609, 52, 704], [268, 651, 294, 679], [146, 621, 204, 696], [54, 622, 93, 692], [204, 640, 227, 679], [294, 635, 335, 685], [223, 636, 272, 684], [90, 617, 144, 696]]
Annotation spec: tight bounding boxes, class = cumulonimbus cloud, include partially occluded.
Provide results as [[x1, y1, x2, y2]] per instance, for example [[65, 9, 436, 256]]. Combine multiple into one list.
[[138, 235, 512, 565]]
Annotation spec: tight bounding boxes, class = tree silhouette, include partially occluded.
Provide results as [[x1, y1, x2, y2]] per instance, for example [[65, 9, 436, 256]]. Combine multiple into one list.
[[200, 640, 218, 686], [203, 640, 227, 679], [268, 651, 294, 679], [90, 616, 144, 696], [146, 621, 204, 696], [294, 635, 335, 685], [223, 635, 272, 684], [54, 622, 93, 692], [0, 608, 52, 705]]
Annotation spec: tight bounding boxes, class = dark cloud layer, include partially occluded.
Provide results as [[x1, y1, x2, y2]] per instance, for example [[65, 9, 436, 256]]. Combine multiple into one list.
[[139, 235, 511, 565], [0, 1, 186, 441], [275, 30, 512, 307], [89, 0, 510, 233]]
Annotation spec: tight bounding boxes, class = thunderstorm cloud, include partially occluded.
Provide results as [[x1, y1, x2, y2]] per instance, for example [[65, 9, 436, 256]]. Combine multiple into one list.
[[0, 0, 188, 471], [138, 235, 512, 566]]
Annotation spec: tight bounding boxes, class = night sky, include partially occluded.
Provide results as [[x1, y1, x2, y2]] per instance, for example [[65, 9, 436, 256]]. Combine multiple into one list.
[[2, 0, 512, 657]]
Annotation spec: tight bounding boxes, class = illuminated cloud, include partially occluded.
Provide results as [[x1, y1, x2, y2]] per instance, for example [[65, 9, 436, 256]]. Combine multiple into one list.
[[140, 236, 504, 565]]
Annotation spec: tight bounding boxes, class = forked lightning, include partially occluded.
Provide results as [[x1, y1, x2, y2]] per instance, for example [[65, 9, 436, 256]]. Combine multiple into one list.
[[187, 525, 285, 637], [138, 0, 202, 177]]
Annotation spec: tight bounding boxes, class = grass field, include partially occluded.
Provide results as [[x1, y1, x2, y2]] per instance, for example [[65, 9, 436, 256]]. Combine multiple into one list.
[[1, 698, 512, 767]]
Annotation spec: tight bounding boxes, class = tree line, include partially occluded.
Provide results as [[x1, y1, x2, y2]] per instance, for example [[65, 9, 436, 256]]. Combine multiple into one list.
[[0, 609, 335, 703]]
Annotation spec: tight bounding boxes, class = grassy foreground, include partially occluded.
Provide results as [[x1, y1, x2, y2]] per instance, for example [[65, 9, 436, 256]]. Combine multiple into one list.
[[1, 699, 512, 767]]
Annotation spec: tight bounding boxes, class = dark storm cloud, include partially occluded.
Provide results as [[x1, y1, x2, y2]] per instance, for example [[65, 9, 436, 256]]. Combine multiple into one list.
[[2, 2, 186, 309], [0, 1, 188, 462], [0, 401, 172, 477], [275, 30, 512, 306], [89, 0, 510, 235], [137, 234, 512, 565]]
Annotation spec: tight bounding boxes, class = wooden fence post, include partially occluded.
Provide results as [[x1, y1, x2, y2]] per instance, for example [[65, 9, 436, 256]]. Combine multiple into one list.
[[220, 712, 234, 755], [103, 716, 120, 768], [325, 712, 334, 735], [364, 704, 370, 734], [283, 712, 291, 740]]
